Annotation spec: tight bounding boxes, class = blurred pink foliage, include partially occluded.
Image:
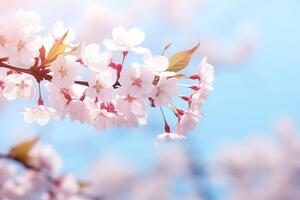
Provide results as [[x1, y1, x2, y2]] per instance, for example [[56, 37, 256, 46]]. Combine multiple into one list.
[[218, 118, 300, 200]]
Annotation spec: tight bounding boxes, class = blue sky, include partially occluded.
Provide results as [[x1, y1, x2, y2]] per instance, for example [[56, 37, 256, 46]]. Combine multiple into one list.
[[1, 0, 300, 198]]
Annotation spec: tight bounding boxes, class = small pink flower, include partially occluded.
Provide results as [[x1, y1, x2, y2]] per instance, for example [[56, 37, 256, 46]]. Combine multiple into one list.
[[85, 70, 115, 102], [29, 143, 62, 174], [50, 55, 83, 88], [2, 74, 34, 100], [155, 132, 186, 145], [150, 76, 179, 107], [20, 105, 57, 126], [118, 63, 154, 99]]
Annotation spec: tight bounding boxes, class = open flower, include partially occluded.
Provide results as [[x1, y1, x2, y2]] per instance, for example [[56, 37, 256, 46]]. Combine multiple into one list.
[[150, 76, 179, 106], [85, 70, 115, 102], [176, 111, 201, 135], [81, 43, 111, 71], [143, 51, 175, 76], [89, 108, 115, 131], [6, 9, 42, 67], [118, 63, 154, 99], [116, 95, 147, 127], [155, 132, 186, 145], [103, 26, 147, 54], [2, 74, 34, 100], [20, 105, 56, 126], [50, 55, 83, 88]]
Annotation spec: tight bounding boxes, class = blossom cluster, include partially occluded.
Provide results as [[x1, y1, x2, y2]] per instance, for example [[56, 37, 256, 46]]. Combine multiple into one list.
[[0, 10, 214, 143], [0, 138, 94, 200], [0, 137, 207, 200]]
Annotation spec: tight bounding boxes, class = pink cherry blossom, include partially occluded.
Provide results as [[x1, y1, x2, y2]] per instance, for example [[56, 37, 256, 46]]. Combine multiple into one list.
[[176, 111, 201, 135], [2, 73, 34, 100], [116, 96, 147, 127], [89, 108, 115, 131], [199, 57, 214, 85], [68, 100, 89, 124], [85, 70, 115, 102], [0, 9, 214, 142], [6, 9, 42, 67], [150, 76, 179, 107], [0, 161, 16, 186], [20, 105, 57, 126], [47, 84, 71, 118], [29, 143, 63, 174], [42, 173, 80, 200], [50, 55, 83, 88], [118, 63, 155, 99]]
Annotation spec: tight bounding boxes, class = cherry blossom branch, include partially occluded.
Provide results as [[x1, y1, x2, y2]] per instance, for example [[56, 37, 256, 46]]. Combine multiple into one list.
[[0, 61, 90, 87], [0, 62, 33, 74], [0, 10, 214, 143]]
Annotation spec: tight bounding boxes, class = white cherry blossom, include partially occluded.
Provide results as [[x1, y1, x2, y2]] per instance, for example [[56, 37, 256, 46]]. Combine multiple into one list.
[[143, 51, 175, 76], [50, 55, 83, 88], [2, 73, 34, 100], [6, 9, 42, 67], [81, 43, 111, 71], [20, 105, 56, 126], [85, 70, 115, 102], [155, 132, 186, 145], [103, 26, 147, 53]]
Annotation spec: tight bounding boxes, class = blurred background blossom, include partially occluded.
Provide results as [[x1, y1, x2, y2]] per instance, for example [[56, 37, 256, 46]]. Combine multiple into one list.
[[0, 0, 299, 199]]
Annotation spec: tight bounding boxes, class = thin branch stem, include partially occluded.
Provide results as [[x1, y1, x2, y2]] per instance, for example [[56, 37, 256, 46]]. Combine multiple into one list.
[[0, 62, 33, 74], [0, 61, 90, 87]]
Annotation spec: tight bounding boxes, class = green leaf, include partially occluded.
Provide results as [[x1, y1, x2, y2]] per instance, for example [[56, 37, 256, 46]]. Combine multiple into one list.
[[167, 42, 200, 73]]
